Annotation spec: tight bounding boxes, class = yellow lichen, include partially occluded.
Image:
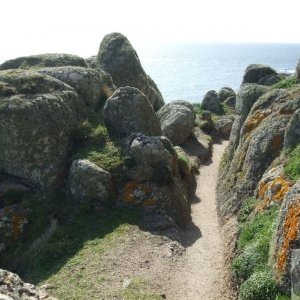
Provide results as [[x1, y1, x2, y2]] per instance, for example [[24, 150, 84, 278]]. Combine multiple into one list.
[[244, 111, 269, 138], [142, 198, 157, 208], [123, 182, 151, 204], [277, 198, 300, 274], [257, 177, 291, 211]]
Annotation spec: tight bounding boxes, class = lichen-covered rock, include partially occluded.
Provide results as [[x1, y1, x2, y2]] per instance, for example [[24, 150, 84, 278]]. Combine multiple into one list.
[[217, 87, 300, 220], [126, 134, 175, 181], [0, 69, 80, 189], [85, 56, 97, 68], [214, 116, 234, 139], [258, 74, 282, 86], [69, 159, 113, 203], [273, 180, 300, 285], [0, 269, 57, 299], [218, 87, 236, 102], [227, 84, 269, 160], [104, 86, 162, 137], [169, 100, 195, 115], [0, 53, 87, 70], [284, 108, 300, 149], [157, 103, 195, 145], [37, 66, 116, 113], [201, 90, 221, 113], [242, 64, 277, 84], [224, 95, 236, 108], [97, 32, 164, 110]]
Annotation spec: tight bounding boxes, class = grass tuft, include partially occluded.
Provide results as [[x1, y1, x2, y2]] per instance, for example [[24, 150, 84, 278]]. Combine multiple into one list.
[[284, 144, 300, 182]]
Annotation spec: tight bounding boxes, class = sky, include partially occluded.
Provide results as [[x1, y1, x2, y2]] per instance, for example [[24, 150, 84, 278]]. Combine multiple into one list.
[[1, 0, 300, 63]]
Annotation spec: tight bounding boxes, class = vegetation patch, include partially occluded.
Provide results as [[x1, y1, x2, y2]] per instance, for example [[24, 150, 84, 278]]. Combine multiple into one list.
[[71, 108, 126, 173], [284, 144, 300, 182], [273, 76, 298, 89]]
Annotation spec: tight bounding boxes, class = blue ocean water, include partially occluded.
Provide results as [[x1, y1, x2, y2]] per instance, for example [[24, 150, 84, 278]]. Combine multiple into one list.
[[138, 43, 300, 103]]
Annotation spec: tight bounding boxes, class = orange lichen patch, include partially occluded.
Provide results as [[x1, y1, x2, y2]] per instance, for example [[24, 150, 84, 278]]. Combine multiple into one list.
[[257, 177, 291, 211], [123, 181, 151, 204], [142, 198, 157, 208], [271, 135, 283, 152], [244, 111, 269, 138], [277, 198, 300, 274]]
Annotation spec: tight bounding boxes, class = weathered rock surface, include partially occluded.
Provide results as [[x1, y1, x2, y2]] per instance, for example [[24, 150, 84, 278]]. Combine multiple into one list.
[[38, 66, 115, 113], [214, 116, 234, 139], [0, 53, 87, 70], [217, 86, 300, 219], [69, 159, 113, 203], [201, 90, 221, 113], [284, 108, 300, 149], [274, 180, 300, 283], [224, 95, 236, 107], [0, 69, 80, 189], [0, 269, 57, 300], [297, 60, 300, 82], [242, 64, 277, 84], [257, 74, 282, 86], [218, 87, 236, 102], [85, 56, 97, 68], [181, 127, 212, 162], [226, 84, 269, 161], [104, 86, 162, 137], [97, 33, 164, 110], [126, 134, 175, 181], [157, 102, 195, 145]]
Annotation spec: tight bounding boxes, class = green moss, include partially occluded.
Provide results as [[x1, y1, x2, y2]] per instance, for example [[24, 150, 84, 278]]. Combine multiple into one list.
[[177, 152, 191, 175], [239, 270, 278, 300], [273, 76, 298, 89], [71, 109, 126, 173], [284, 144, 300, 182], [199, 120, 215, 133], [237, 205, 279, 251]]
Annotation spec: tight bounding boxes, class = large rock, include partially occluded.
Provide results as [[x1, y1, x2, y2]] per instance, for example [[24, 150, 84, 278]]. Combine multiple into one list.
[[284, 108, 300, 149], [224, 95, 236, 108], [126, 134, 175, 181], [0, 69, 80, 189], [201, 90, 221, 113], [0, 53, 87, 70], [227, 84, 269, 160], [214, 116, 234, 139], [242, 64, 277, 84], [69, 159, 113, 203], [274, 180, 300, 285], [157, 103, 195, 145], [0, 269, 57, 300], [257, 74, 282, 86], [103, 86, 162, 137], [218, 87, 236, 102], [37, 66, 116, 113], [217, 87, 300, 220], [97, 32, 164, 111]]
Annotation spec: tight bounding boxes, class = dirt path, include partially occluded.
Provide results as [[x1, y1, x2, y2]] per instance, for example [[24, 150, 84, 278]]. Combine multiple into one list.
[[165, 140, 233, 300]]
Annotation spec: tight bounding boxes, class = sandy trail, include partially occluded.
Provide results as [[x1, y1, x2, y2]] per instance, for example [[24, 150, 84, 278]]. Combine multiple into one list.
[[165, 140, 232, 300]]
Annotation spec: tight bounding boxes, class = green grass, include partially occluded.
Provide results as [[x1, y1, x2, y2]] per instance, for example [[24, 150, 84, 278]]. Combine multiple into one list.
[[284, 144, 300, 182], [192, 103, 204, 115], [2, 191, 141, 286], [239, 270, 278, 300], [237, 197, 257, 223], [71, 109, 126, 173], [273, 76, 298, 89]]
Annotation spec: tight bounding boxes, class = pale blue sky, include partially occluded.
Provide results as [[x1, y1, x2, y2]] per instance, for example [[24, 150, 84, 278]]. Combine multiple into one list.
[[1, 0, 300, 63]]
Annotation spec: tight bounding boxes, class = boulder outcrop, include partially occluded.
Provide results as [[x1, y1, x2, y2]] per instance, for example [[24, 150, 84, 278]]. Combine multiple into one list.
[[97, 32, 164, 111], [0, 53, 87, 70], [37, 66, 116, 114], [201, 90, 221, 113], [0, 269, 57, 300], [296, 60, 300, 82], [218, 87, 236, 102], [242, 64, 277, 84], [0, 69, 80, 189], [69, 159, 113, 203], [103, 86, 162, 137], [157, 102, 195, 145]]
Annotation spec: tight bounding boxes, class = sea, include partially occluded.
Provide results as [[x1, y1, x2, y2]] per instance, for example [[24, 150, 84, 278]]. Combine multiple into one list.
[[137, 43, 300, 103]]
